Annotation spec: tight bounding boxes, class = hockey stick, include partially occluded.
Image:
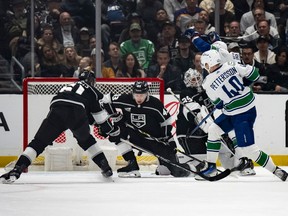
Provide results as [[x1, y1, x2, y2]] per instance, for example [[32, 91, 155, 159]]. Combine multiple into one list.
[[220, 30, 258, 42], [166, 88, 237, 160], [166, 88, 216, 136], [120, 138, 230, 181], [125, 123, 225, 174]]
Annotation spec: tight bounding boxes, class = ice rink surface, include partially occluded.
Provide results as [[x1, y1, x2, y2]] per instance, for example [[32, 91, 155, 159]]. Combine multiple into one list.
[[0, 167, 287, 216]]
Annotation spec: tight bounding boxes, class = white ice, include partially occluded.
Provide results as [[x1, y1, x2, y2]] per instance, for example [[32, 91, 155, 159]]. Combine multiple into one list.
[[0, 167, 287, 216]]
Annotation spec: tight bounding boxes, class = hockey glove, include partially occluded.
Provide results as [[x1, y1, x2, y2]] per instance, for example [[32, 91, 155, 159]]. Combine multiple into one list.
[[243, 77, 253, 86], [207, 31, 220, 44], [108, 126, 128, 144], [184, 27, 200, 41]]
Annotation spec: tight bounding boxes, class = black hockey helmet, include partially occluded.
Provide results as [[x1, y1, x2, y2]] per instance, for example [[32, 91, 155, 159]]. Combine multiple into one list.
[[78, 67, 96, 86], [132, 80, 149, 94]]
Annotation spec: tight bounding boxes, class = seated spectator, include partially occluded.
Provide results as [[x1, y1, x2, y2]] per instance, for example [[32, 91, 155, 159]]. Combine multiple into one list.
[[226, 20, 242, 38], [244, 18, 280, 51], [194, 19, 208, 36], [73, 56, 92, 77], [42, 0, 62, 29], [116, 52, 145, 77], [198, 10, 215, 34], [163, 0, 187, 22], [91, 48, 115, 78], [146, 8, 170, 45], [173, 35, 194, 77], [240, 1, 277, 34], [157, 21, 179, 62], [120, 23, 155, 70], [136, 0, 163, 26], [75, 27, 91, 57], [104, 42, 122, 75], [5, 0, 30, 56], [5, 0, 28, 43], [241, 44, 267, 92], [39, 44, 68, 77], [118, 12, 146, 44], [62, 46, 82, 77], [209, 0, 235, 36], [192, 52, 205, 76], [146, 48, 183, 91], [254, 36, 276, 68], [174, 0, 202, 24], [53, 11, 80, 48], [101, 0, 126, 42], [265, 47, 288, 92], [59, 0, 95, 29], [276, 1, 288, 44], [232, 0, 253, 22], [199, 0, 235, 14], [227, 42, 240, 53], [89, 35, 98, 50], [37, 24, 63, 55]]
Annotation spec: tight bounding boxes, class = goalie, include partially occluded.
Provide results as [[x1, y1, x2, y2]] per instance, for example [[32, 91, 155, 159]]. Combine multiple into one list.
[[175, 68, 255, 176]]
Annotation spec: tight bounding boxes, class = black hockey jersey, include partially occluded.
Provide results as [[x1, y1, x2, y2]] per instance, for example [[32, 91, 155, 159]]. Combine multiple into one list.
[[50, 80, 104, 124], [112, 94, 173, 139], [176, 87, 213, 136]]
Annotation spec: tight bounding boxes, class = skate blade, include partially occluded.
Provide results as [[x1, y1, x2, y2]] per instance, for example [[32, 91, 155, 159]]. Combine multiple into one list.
[[0, 176, 17, 184], [118, 170, 141, 178]]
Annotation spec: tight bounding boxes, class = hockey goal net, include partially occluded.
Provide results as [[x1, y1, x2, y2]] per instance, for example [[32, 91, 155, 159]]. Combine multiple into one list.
[[22, 77, 164, 169]]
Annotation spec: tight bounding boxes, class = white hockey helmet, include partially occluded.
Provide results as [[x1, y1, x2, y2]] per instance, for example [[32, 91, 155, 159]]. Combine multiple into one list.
[[200, 50, 222, 71], [184, 68, 203, 88], [212, 41, 228, 51]]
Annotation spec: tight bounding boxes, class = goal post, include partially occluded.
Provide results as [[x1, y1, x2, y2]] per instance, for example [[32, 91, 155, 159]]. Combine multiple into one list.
[[22, 77, 164, 169]]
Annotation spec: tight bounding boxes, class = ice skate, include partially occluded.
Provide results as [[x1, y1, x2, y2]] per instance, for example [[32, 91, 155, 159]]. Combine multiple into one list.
[[239, 159, 256, 176], [99, 159, 113, 178], [195, 161, 217, 180], [117, 159, 141, 178], [0, 165, 26, 184], [273, 167, 288, 181]]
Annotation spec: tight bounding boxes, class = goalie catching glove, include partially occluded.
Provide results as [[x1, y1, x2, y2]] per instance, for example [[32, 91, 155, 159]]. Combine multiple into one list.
[[195, 105, 214, 133]]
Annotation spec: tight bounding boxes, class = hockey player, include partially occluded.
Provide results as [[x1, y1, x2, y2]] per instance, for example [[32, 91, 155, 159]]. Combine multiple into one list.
[[199, 49, 288, 181], [106, 80, 190, 178], [176, 68, 255, 176], [184, 28, 241, 64], [0, 69, 115, 184]]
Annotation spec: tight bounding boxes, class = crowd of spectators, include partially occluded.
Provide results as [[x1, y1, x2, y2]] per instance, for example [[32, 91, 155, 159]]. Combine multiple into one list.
[[0, 0, 288, 93]]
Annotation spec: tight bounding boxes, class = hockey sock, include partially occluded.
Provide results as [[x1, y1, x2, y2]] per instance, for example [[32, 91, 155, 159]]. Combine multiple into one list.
[[206, 140, 221, 163], [116, 141, 135, 161], [241, 145, 276, 173], [15, 146, 38, 168], [122, 150, 136, 161]]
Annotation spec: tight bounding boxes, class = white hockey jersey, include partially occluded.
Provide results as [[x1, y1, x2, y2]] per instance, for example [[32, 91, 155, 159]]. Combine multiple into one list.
[[202, 61, 260, 115]]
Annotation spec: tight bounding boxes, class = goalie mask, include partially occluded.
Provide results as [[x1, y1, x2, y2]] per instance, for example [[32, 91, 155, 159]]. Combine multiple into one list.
[[184, 68, 203, 90], [78, 67, 96, 86]]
